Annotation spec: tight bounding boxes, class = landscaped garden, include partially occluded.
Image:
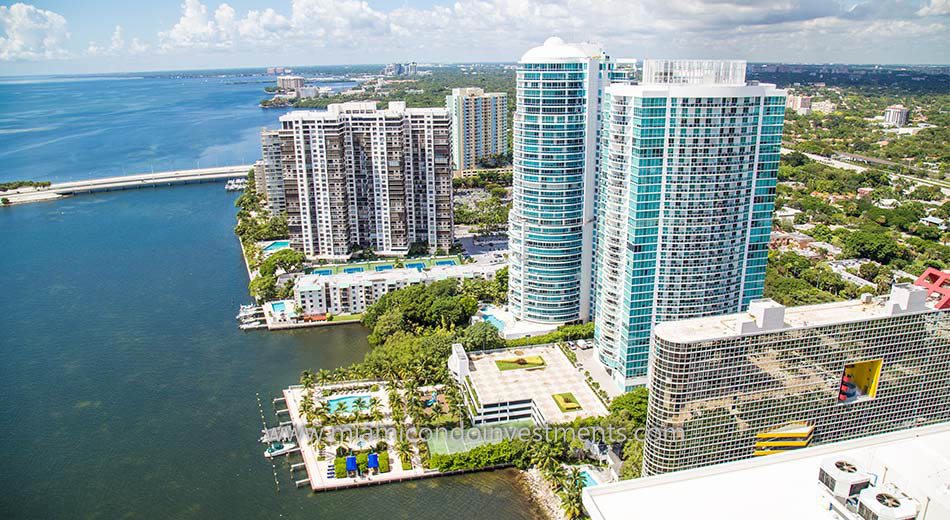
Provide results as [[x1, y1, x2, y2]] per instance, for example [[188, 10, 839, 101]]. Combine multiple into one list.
[[495, 355, 546, 371], [552, 392, 582, 412]]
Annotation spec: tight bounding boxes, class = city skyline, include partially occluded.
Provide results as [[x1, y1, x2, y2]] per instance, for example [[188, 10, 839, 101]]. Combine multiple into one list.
[[1, 0, 949, 76]]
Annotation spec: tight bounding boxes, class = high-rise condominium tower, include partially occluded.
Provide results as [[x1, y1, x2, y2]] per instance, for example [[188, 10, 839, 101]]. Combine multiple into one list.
[[508, 37, 615, 324], [277, 101, 453, 260], [593, 60, 786, 389], [446, 87, 508, 171], [254, 129, 286, 214]]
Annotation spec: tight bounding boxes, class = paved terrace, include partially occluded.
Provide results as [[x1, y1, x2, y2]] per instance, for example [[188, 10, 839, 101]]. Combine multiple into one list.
[[467, 345, 609, 424]]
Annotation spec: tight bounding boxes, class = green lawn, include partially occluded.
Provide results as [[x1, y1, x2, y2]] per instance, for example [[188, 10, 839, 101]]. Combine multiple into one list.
[[495, 355, 546, 371], [552, 392, 582, 412]]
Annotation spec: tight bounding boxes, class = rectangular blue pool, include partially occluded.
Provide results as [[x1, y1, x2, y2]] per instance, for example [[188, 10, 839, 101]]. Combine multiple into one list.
[[435, 259, 456, 266], [263, 240, 290, 253], [271, 301, 286, 313], [375, 265, 393, 272], [406, 262, 425, 270], [311, 269, 332, 276], [344, 267, 364, 274], [326, 394, 371, 414]]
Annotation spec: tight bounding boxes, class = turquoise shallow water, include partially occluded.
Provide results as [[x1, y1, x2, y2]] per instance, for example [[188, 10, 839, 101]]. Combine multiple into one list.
[[0, 186, 543, 519]]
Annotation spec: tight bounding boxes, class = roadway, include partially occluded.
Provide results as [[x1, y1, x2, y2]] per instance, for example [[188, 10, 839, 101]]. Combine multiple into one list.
[[1, 165, 252, 206]]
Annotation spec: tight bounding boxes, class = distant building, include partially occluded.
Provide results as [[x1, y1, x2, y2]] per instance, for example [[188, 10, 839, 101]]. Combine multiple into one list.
[[446, 87, 508, 171], [383, 62, 417, 76], [643, 281, 950, 476], [884, 105, 909, 127], [811, 99, 836, 113], [786, 94, 812, 115], [277, 75, 305, 91], [294, 262, 500, 316], [295, 86, 330, 99], [277, 101, 453, 259], [774, 206, 802, 224]]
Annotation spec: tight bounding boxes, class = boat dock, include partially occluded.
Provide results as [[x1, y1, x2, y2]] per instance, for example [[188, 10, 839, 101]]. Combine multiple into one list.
[[2, 165, 252, 206]]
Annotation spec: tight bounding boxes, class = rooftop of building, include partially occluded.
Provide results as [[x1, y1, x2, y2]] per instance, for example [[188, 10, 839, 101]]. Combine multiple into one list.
[[641, 59, 748, 85], [583, 422, 950, 520], [654, 283, 941, 344], [463, 345, 609, 423], [295, 261, 502, 291], [280, 101, 446, 121], [520, 36, 604, 63]]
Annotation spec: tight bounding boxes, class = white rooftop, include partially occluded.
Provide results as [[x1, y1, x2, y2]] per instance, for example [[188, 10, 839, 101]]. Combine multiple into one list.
[[520, 36, 603, 63], [584, 422, 950, 520], [654, 284, 938, 344]]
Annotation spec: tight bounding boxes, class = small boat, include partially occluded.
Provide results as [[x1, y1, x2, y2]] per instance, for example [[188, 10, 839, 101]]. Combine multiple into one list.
[[264, 442, 297, 458], [236, 305, 262, 320], [240, 320, 265, 330]]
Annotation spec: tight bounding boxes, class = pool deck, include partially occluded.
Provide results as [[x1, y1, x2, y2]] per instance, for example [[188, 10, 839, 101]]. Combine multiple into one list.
[[282, 384, 437, 492]]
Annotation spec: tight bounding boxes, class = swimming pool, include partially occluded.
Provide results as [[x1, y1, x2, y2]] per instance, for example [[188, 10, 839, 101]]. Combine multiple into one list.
[[344, 267, 364, 274], [406, 262, 425, 270], [326, 394, 371, 414], [580, 470, 598, 487], [435, 259, 456, 266], [271, 301, 286, 313], [375, 265, 393, 272], [311, 269, 332, 276], [263, 240, 290, 253], [483, 314, 505, 331]]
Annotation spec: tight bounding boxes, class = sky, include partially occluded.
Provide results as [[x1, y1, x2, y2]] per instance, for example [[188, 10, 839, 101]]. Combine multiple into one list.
[[1, 0, 949, 75]]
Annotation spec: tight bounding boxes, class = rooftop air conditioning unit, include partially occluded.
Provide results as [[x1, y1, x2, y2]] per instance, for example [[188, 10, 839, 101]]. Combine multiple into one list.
[[819, 456, 871, 499], [856, 486, 919, 520]]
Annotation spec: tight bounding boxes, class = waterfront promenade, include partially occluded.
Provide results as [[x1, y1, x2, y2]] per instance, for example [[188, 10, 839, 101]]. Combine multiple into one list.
[[2, 165, 252, 205]]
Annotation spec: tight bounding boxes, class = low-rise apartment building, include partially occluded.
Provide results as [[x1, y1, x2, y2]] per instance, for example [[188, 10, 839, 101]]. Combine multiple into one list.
[[294, 262, 502, 316]]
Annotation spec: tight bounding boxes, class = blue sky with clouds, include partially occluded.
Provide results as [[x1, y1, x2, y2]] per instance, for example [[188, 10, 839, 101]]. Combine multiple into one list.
[[1, 0, 948, 75]]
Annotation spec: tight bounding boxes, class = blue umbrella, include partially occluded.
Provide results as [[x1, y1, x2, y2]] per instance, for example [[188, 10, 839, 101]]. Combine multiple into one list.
[[368, 453, 379, 470]]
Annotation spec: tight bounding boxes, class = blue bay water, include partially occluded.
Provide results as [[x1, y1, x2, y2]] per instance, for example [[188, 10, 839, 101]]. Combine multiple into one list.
[[0, 72, 543, 519], [0, 71, 337, 183]]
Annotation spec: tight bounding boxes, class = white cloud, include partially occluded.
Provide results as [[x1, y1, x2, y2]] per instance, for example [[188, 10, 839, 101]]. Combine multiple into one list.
[[123, 0, 950, 64], [158, 0, 291, 51], [88, 25, 122, 56], [918, 0, 950, 16], [0, 2, 69, 61]]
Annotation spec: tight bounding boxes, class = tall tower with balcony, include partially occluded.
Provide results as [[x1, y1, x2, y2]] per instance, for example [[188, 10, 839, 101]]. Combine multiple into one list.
[[508, 37, 612, 325], [593, 59, 786, 390]]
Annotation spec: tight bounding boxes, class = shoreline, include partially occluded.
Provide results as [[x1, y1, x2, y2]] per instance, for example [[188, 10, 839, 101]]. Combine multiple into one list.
[[519, 468, 564, 520]]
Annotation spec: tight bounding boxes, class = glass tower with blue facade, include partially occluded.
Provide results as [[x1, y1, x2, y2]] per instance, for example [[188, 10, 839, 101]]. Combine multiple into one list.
[[508, 37, 612, 324], [593, 60, 786, 390]]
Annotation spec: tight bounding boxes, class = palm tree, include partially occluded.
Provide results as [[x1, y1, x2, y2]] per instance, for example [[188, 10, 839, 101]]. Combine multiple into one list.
[[300, 370, 315, 389], [547, 464, 567, 493], [352, 397, 367, 414], [396, 440, 413, 469], [315, 369, 331, 386], [558, 468, 585, 520]]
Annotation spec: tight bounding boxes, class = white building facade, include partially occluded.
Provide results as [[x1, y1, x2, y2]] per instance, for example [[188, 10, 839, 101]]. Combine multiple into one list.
[[278, 102, 453, 260], [593, 60, 786, 389], [294, 262, 502, 316]]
